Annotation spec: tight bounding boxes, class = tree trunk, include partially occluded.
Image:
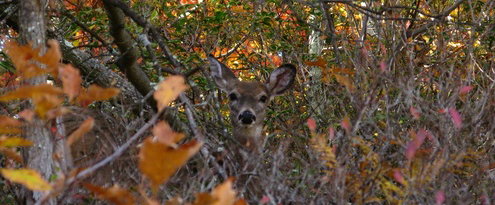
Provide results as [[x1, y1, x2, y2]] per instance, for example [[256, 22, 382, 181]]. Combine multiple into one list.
[[18, 1, 55, 204]]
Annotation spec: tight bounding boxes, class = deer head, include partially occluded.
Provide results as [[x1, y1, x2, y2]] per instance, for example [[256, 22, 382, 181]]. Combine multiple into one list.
[[208, 56, 296, 151]]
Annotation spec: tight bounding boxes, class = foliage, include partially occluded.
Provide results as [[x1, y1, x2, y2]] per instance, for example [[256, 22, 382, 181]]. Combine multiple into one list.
[[1, 0, 495, 204]]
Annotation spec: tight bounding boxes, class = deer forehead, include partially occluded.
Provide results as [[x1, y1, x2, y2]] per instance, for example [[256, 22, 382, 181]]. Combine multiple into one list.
[[233, 81, 267, 97]]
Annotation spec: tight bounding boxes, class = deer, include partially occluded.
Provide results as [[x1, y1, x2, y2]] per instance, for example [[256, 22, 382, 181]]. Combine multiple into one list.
[[208, 56, 296, 154]]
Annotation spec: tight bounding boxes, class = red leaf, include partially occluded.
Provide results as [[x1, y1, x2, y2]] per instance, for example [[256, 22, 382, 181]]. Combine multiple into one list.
[[392, 168, 405, 185], [307, 118, 316, 132], [448, 108, 462, 129], [409, 106, 420, 120], [405, 129, 427, 160], [435, 190, 445, 205], [459, 85, 473, 95]]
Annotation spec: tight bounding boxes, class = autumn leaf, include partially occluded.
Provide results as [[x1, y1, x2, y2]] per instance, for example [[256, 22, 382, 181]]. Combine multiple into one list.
[[4, 41, 46, 79], [77, 85, 120, 107], [84, 184, 135, 205], [435, 190, 445, 205], [36, 40, 62, 72], [334, 74, 355, 92], [448, 107, 462, 129], [0, 136, 33, 147], [0, 148, 24, 163], [392, 168, 406, 185], [18, 109, 35, 122], [341, 116, 352, 133], [153, 75, 189, 111], [0, 84, 63, 102], [0, 115, 22, 127], [139, 138, 202, 193], [305, 57, 327, 69], [67, 117, 94, 146], [0, 168, 52, 191], [152, 121, 185, 147], [33, 94, 64, 118], [409, 106, 420, 120], [306, 118, 316, 133], [59, 64, 82, 101], [405, 129, 428, 160], [211, 178, 237, 205], [459, 85, 474, 95]]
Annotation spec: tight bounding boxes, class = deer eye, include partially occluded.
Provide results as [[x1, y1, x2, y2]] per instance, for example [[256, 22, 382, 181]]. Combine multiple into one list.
[[228, 93, 238, 101], [259, 95, 268, 103]]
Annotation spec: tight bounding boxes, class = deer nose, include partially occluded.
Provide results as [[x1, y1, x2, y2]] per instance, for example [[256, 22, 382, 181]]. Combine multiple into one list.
[[239, 110, 256, 124]]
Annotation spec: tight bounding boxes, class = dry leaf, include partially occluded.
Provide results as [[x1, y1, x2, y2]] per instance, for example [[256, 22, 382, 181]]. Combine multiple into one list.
[[18, 109, 35, 122], [59, 64, 82, 101], [152, 121, 185, 146], [139, 138, 202, 193], [84, 184, 135, 205], [211, 178, 237, 205], [305, 57, 327, 68], [0, 115, 22, 127], [334, 74, 355, 91], [67, 117, 94, 146], [0, 84, 63, 101], [153, 75, 188, 111], [0, 168, 52, 191], [77, 85, 120, 107], [0, 148, 24, 163]]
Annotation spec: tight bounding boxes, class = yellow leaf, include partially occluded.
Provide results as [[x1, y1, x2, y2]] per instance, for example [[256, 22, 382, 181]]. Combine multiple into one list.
[[153, 75, 189, 111], [84, 184, 135, 205], [139, 138, 202, 193], [67, 117, 94, 146], [0, 168, 52, 191], [0, 136, 33, 147]]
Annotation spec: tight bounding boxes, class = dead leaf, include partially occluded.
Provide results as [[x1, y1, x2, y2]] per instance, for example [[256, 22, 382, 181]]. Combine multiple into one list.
[[211, 178, 236, 205], [67, 117, 94, 146], [0, 84, 63, 102], [152, 121, 185, 146], [18, 109, 35, 122], [59, 64, 82, 101], [0, 168, 52, 191], [0, 115, 22, 127], [84, 184, 135, 205], [334, 74, 355, 92], [0, 148, 24, 163], [305, 57, 327, 69], [153, 75, 188, 111], [139, 138, 202, 193], [77, 85, 120, 107]]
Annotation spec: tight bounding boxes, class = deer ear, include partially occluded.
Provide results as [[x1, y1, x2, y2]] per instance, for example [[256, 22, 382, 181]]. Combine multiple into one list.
[[208, 56, 238, 91], [266, 64, 296, 96]]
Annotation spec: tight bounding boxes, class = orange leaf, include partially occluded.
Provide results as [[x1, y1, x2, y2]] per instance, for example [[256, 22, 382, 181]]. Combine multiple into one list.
[[18, 109, 35, 122], [334, 74, 355, 91], [0, 148, 24, 163], [305, 57, 327, 69], [0, 84, 63, 101], [77, 85, 120, 107], [139, 138, 202, 193], [0, 116, 22, 127], [67, 117, 94, 146], [153, 75, 188, 111], [84, 184, 135, 205], [192, 193, 217, 205], [33, 94, 64, 118], [0, 136, 33, 147], [153, 121, 185, 146], [37, 40, 62, 71], [211, 178, 237, 205], [0, 168, 52, 191], [341, 116, 352, 133], [4, 41, 46, 79], [59, 64, 82, 101], [45, 107, 71, 120]]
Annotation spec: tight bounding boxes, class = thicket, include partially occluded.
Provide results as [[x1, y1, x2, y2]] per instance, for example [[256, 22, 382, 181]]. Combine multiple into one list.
[[1, 0, 494, 204]]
